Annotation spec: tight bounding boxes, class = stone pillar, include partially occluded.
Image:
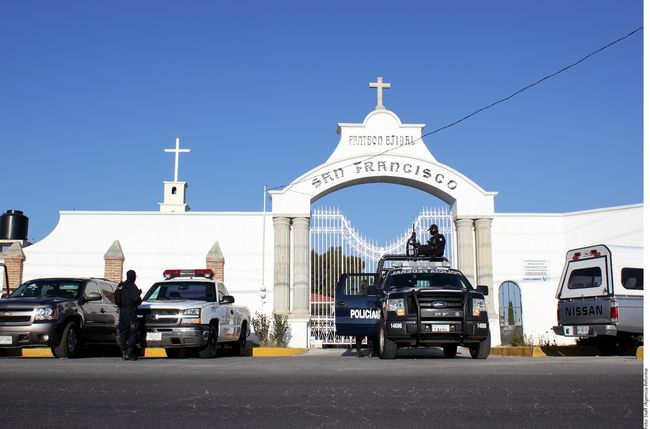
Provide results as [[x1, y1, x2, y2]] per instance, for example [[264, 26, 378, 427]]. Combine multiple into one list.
[[455, 218, 475, 284], [291, 217, 310, 316], [2, 242, 25, 292], [474, 217, 500, 345], [206, 241, 225, 282], [104, 240, 124, 283], [273, 217, 291, 314]]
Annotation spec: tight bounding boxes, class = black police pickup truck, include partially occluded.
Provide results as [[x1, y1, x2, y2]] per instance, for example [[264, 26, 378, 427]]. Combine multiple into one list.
[[0, 277, 120, 358], [335, 252, 491, 359]]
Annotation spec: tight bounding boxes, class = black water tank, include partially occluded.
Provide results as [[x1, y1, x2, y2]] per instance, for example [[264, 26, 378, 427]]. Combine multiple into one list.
[[1, 210, 29, 240]]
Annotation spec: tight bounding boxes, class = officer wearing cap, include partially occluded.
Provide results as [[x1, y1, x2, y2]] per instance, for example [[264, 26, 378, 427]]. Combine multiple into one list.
[[427, 224, 446, 257]]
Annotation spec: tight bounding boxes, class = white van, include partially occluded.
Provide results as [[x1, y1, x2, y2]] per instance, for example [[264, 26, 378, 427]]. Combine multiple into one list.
[[552, 245, 643, 351]]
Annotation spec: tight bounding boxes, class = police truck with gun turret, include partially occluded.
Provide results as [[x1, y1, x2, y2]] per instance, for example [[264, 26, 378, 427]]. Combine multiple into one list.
[[138, 269, 250, 358], [335, 229, 491, 359]]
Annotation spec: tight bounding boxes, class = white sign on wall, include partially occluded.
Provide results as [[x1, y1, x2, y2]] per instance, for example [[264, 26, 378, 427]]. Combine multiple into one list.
[[522, 259, 549, 282]]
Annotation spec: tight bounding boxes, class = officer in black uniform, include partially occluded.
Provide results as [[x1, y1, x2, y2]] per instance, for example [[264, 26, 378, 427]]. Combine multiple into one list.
[[427, 224, 446, 257], [115, 269, 142, 361]]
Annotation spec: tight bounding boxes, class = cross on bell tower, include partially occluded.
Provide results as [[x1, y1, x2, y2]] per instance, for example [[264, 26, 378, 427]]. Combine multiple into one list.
[[159, 137, 191, 213], [369, 76, 391, 110]]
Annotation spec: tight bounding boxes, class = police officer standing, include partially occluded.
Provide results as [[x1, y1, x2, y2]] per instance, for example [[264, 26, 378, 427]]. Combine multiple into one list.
[[427, 224, 446, 257], [115, 269, 142, 361]]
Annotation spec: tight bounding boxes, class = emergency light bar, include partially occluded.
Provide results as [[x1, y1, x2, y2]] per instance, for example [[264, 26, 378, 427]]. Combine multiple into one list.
[[392, 260, 451, 269], [163, 269, 214, 279]]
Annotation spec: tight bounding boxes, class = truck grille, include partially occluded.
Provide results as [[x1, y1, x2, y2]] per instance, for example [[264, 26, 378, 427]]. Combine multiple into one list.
[[0, 315, 32, 323], [140, 309, 180, 326], [407, 291, 466, 320]]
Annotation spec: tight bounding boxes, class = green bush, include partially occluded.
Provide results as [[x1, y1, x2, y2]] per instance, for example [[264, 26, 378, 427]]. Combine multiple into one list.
[[252, 312, 289, 347], [251, 312, 271, 347], [270, 313, 289, 347]]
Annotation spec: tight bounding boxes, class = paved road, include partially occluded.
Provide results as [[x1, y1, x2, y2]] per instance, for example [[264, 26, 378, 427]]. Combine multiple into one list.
[[0, 348, 643, 428]]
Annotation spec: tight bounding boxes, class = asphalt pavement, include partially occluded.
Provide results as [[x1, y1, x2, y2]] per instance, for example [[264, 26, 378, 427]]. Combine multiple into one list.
[[0, 348, 643, 428]]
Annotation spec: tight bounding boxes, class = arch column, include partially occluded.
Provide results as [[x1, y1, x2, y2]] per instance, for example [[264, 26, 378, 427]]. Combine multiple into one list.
[[455, 218, 475, 284], [474, 217, 500, 345], [273, 217, 291, 314], [291, 217, 310, 316]]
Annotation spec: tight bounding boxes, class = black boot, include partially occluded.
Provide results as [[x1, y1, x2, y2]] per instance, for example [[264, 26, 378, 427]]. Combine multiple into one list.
[[126, 347, 137, 361]]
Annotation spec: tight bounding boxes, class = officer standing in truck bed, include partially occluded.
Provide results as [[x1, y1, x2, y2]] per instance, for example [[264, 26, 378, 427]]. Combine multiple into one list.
[[427, 224, 446, 257]]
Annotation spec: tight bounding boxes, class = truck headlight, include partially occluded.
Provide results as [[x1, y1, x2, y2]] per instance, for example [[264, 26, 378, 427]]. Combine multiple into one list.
[[387, 299, 406, 316], [181, 308, 201, 319], [34, 306, 57, 321], [472, 298, 486, 317]]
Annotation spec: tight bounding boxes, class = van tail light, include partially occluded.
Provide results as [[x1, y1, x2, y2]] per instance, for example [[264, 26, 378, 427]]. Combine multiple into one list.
[[610, 300, 619, 323], [556, 304, 560, 325]]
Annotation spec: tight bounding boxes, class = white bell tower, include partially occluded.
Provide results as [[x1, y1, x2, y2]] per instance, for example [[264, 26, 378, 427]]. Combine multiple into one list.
[[159, 137, 191, 213]]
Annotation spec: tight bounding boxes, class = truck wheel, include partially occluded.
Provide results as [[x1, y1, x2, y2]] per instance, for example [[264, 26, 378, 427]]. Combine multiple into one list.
[[165, 348, 181, 358], [198, 323, 219, 359], [52, 322, 80, 359], [379, 323, 397, 359], [443, 344, 457, 358], [231, 322, 247, 356], [470, 331, 491, 359]]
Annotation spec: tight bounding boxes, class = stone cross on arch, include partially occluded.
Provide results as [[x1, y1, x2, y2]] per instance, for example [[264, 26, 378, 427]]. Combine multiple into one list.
[[369, 76, 391, 110], [164, 137, 191, 182]]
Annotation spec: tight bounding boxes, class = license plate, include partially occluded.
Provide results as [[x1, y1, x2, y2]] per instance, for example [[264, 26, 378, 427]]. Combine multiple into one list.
[[429, 324, 450, 333], [0, 336, 12, 345], [576, 326, 590, 336], [146, 332, 162, 341]]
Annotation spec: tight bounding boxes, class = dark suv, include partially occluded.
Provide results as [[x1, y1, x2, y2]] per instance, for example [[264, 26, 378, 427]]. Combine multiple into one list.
[[335, 254, 491, 359], [0, 277, 119, 358]]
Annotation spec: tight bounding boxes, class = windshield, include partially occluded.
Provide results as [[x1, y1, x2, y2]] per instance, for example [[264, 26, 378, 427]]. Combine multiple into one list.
[[384, 271, 471, 291], [144, 281, 216, 302], [10, 280, 82, 299]]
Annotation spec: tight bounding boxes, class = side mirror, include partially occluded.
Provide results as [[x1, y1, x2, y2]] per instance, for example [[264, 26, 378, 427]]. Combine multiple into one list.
[[477, 285, 489, 296], [0, 293, 7, 299], [84, 292, 103, 302], [366, 286, 379, 296], [221, 295, 235, 305]]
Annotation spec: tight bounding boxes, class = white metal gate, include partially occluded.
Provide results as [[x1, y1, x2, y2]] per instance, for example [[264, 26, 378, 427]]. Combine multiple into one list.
[[309, 207, 454, 346]]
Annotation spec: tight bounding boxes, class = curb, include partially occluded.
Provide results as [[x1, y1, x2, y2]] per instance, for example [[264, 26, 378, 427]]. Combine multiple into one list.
[[490, 345, 643, 358], [251, 347, 307, 357], [11, 347, 308, 358]]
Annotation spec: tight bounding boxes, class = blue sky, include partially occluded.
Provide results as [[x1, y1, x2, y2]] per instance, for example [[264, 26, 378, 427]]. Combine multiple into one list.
[[0, 0, 643, 243]]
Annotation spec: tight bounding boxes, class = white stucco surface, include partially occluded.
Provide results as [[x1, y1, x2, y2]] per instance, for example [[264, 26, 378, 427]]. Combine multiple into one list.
[[22, 211, 275, 316]]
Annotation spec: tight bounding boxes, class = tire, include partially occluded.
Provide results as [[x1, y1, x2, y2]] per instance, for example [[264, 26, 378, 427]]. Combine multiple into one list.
[[231, 322, 248, 356], [378, 322, 397, 359], [443, 344, 457, 358], [52, 322, 80, 358], [469, 331, 491, 359], [198, 323, 219, 359], [164, 348, 181, 358]]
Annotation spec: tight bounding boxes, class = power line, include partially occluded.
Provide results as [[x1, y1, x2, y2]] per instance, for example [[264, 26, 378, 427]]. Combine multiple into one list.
[[268, 26, 643, 193]]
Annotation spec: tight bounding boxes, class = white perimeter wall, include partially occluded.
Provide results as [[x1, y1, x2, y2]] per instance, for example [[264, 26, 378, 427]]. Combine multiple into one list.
[[492, 204, 643, 345], [21, 204, 643, 346], [22, 211, 274, 316]]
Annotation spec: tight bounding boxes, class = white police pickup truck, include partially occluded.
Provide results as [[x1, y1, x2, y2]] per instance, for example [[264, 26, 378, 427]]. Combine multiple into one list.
[[139, 269, 251, 358], [552, 245, 643, 353]]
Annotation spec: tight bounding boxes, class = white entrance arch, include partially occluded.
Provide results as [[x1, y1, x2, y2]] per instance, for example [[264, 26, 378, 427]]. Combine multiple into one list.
[[269, 105, 499, 347]]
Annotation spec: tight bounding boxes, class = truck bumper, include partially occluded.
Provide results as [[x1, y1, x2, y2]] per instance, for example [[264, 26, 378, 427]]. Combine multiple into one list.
[[143, 326, 211, 348], [0, 323, 58, 348], [552, 324, 617, 337], [385, 318, 489, 346]]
